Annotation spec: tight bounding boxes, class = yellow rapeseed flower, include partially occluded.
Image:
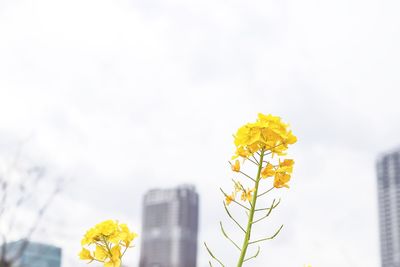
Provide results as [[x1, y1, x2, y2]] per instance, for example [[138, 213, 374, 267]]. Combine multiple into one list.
[[79, 220, 137, 267], [261, 163, 275, 178], [272, 159, 295, 188], [277, 159, 294, 173], [273, 172, 291, 188], [231, 160, 241, 172], [79, 248, 93, 260], [241, 188, 255, 201], [225, 193, 236, 205], [233, 113, 297, 159], [233, 180, 243, 193]]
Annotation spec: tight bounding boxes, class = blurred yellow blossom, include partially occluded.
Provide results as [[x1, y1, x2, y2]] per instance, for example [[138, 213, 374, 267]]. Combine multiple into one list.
[[231, 160, 241, 172], [78, 248, 93, 260], [241, 188, 255, 201], [233, 113, 297, 159], [233, 180, 243, 192], [225, 193, 235, 205], [278, 159, 294, 173], [261, 163, 275, 178], [274, 172, 291, 188], [79, 220, 137, 267], [273, 159, 295, 188]]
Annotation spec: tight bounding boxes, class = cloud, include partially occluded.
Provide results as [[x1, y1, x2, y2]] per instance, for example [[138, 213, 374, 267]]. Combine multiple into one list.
[[1, 0, 400, 266]]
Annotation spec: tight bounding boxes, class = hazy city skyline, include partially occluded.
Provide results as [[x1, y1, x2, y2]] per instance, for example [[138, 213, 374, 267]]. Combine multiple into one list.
[[140, 185, 198, 267], [1, 0, 400, 266], [377, 150, 400, 267], [1, 240, 61, 267]]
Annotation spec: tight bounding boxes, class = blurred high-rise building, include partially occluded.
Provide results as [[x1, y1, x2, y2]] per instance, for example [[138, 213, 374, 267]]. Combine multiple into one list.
[[377, 150, 400, 267], [139, 185, 199, 267], [1, 240, 61, 267]]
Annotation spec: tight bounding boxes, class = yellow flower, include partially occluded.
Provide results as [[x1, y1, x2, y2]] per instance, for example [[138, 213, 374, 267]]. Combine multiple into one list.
[[272, 159, 295, 188], [79, 220, 137, 267], [287, 131, 297, 144], [232, 146, 252, 159], [261, 163, 275, 178], [81, 228, 97, 246], [231, 160, 241, 172], [273, 172, 291, 188], [277, 159, 294, 173], [233, 180, 243, 192], [105, 260, 121, 267], [119, 224, 138, 247], [79, 248, 93, 260], [104, 245, 122, 267], [97, 220, 118, 236], [232, 113, 297, 159], [241, 188, 255, 201], [225, 193, 235, 205], [94, 245, 108, 261]]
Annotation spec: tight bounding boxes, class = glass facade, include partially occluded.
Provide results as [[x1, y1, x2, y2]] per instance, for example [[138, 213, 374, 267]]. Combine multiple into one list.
[[139, 185, 199, 267], [3, 240, 61, 267], [377, 150, 400, 267]]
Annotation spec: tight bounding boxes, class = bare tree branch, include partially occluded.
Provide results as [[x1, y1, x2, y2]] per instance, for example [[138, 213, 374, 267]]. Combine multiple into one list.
[[0, 144, 64, 266]]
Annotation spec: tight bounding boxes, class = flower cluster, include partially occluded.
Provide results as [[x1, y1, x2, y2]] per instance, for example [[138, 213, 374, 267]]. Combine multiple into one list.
[[233, 113, 296, 159], [231, 113, 296, 189], [262, 159, 295, 188], [224, 179, 255, 205], [79, 220, 137, 267]]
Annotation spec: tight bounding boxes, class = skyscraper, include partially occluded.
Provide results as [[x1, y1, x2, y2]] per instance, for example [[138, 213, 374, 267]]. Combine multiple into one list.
[[139, 185, 199, 267], [377, 150, 400, 267], [1, 240, 61, 267]]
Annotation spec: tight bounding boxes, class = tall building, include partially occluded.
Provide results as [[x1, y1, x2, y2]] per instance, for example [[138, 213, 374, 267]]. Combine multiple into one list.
[[377, 150, 400, 267], [139, 185, 199, 267], [1, 240, 61, 267]]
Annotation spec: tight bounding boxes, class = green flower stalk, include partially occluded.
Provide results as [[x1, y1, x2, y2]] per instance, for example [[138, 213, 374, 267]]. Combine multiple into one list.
[[205, 113, 297, 267]]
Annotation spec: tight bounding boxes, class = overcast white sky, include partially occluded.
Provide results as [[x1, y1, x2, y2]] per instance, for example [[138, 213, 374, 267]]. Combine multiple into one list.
[[1, 0, 400, 266]]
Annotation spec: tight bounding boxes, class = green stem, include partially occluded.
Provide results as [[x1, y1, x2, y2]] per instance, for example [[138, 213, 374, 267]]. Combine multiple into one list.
[[236, 150, 264, 267]]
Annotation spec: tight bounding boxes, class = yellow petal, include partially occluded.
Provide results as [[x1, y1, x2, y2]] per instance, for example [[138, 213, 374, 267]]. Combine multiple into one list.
[[261, 163, 275, 178], [78, 248, 93, 260], [231, 160, 240, 172], [94, 245, 108, 261]]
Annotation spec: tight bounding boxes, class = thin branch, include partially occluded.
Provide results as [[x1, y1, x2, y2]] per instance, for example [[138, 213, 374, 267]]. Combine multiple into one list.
[[238, 171, 255, 182], [228, 161, 256, 182], [251, 155, 260, 165], [222, 201, 246, 233], [246, 157, 259, 166], [0, 142, 24, 218], [204, 242, 225, 267], [249, 225, 284, 245], [244, 246, 260, 262], [10, 180, 62, 262], [254, 198, 280, 212], [264, 142, 287, 156], [219, 222, 241, 251], [7, 167, 46, 235], [0, 181, 8, 219], [257, 187, 274, 198], [252, 199, 280, 225], [0, 233, 7, 264]]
